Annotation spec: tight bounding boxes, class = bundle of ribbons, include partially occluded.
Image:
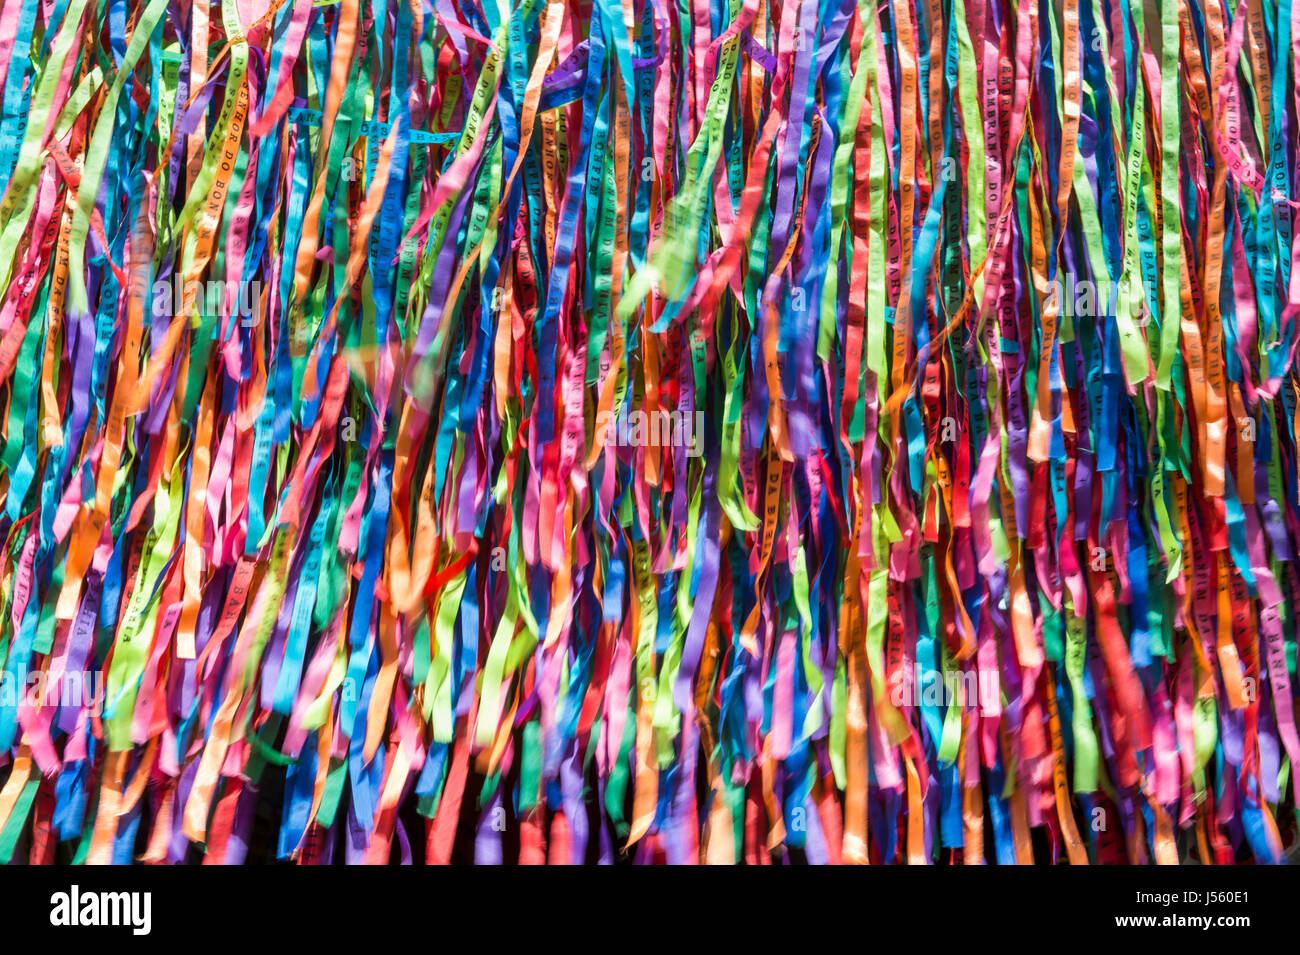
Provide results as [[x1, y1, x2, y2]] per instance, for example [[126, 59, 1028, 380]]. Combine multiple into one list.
[[0, 0, 1297, 866]]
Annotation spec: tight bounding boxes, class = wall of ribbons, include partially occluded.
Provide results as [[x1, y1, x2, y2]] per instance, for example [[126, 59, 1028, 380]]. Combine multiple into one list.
[[0, 0, 1296, 864]]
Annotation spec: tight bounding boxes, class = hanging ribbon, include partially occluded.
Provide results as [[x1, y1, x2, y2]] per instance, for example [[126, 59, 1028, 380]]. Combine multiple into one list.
[[0, 0, 1296, 867]]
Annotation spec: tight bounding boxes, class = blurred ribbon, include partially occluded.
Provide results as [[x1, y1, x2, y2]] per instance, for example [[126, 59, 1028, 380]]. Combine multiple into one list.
[[0, 0, 1295, 867]]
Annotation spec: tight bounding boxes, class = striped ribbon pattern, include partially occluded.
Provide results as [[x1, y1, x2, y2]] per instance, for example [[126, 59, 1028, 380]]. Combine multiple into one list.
[[0, 0, 1297, 865]]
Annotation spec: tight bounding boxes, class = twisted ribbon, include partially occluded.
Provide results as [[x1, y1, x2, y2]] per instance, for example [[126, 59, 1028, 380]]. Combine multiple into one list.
[[0, 0, 1296, 865]]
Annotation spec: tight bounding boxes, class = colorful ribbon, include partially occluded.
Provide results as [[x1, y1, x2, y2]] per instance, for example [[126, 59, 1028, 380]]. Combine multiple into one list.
[[0, 0, 1297, 865]]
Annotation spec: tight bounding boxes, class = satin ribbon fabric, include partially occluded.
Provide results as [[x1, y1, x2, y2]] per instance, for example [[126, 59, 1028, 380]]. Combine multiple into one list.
[[0, 0, 1296, 866]]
